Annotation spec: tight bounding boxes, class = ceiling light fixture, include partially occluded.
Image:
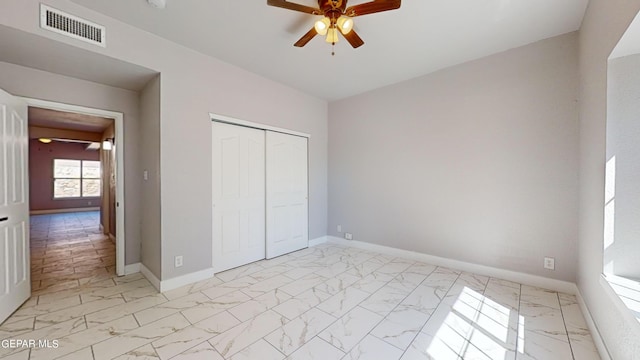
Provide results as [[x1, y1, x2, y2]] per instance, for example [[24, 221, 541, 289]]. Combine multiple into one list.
[[102, 138, 114, 151], [38, 138, 52, 144], [314, 15, 351, 55], [268, 0, 401, 55]]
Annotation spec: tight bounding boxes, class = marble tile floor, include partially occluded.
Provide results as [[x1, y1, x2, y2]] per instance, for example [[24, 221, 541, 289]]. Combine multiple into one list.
[[0, 243, 601, 360], [29, 211, 115, 294]]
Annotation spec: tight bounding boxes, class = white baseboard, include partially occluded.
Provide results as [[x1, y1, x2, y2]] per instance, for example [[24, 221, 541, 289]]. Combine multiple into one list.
[[140, 263, 161, 291], [124, 263, 141, 275], [159, 267, 215, 293], [575, 286, 612, 360], [309, 236, 328, 247], [30, 207, 100, 215], [326, 236, 576, 294], [150, 237, 327, 294]]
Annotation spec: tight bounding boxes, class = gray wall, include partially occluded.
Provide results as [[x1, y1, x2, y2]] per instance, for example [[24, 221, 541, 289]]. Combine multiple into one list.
[[0, 0, 329, 281], [329, 32, 579, 282], [0, 61, 142, 265], [578, 1, 640, 358], [139, 75, 161, 277], [605, 54, 640, 280]]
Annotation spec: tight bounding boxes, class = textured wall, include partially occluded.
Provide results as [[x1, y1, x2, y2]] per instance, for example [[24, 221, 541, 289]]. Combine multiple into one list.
[[329, 33, 579, 281]]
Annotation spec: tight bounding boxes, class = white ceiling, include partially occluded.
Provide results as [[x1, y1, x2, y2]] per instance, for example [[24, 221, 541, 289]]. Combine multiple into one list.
[[69, 0, 589, 100], [29, 107, 113, 133]]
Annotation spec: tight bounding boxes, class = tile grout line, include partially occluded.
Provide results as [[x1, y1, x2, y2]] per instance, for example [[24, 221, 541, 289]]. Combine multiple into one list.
[[396, 268, 463, 359], [267, 302, 339, 357], [557, 292, 577, 360], [515, 283, 523, 359], [250, 251, 392, 358], [349, 262, 445, 356]]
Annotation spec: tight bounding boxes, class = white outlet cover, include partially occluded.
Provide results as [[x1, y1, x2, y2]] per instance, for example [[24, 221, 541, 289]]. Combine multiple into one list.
[[175, 256, 183, 267], [345, 233, 353, 240], [544, 257, 555, 270]]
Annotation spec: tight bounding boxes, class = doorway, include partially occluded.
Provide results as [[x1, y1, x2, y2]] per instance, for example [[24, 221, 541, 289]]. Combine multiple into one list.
[[24, 98, 126, 284]]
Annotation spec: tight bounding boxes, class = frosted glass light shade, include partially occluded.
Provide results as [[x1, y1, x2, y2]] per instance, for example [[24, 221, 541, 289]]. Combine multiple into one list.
[[314, 17, 330, 36], [337, 16, 353, 34], [325, 28, 339, 43]]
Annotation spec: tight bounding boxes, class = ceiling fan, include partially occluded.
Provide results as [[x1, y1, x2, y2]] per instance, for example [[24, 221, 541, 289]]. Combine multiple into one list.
[[267, 0, 401, 53]]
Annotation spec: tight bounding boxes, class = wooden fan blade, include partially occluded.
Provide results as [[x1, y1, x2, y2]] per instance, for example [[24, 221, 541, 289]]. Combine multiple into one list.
[[267, 0, 322, 15], [294, 27, 318, 47], [345, 0, 401, 17], [343, 30, 364, 48]]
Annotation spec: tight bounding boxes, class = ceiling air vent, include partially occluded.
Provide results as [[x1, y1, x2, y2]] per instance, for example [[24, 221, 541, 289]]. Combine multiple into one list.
[[40, 4, 106, 47]]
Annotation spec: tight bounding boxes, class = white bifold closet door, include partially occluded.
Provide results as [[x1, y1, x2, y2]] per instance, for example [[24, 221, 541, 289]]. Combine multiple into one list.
[[212, 121, 308, 273], [265, 131, 308, 259], [212, 122, 266, 273]]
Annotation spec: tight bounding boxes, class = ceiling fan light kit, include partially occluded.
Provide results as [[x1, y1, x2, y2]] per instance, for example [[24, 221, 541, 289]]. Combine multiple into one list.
[[267, 0, 401, 55]]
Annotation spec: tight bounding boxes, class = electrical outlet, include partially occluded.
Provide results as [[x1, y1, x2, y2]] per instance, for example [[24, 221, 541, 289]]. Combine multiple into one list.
[[143, 170, 149, 181], [345, 232, 353, 240], [544, 257, 555, 270], [175, 255, 183, 268], [337, 225, 342, 232]]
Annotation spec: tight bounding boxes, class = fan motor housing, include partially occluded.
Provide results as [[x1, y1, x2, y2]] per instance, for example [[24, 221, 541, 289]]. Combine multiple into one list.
[[319, 0, 347, 14]]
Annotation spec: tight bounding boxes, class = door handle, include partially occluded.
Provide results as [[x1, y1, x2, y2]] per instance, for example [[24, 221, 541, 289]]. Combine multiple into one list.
[[0, 217, 8, 222]]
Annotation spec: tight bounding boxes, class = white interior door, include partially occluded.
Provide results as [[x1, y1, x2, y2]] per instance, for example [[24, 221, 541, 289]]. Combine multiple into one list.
[[0, 89, 30, 324], [266, 131, 308, 259], [212, 122, 266, 272]]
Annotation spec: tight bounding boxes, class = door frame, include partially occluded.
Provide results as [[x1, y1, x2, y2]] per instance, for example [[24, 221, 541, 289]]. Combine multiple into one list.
[[209, 113, 311, 139], [21, 97, 126, 276]]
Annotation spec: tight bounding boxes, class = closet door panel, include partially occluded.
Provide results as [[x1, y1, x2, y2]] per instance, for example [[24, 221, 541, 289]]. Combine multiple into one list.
[[212, 122, 265, 272], [266, 131, 309, 258]]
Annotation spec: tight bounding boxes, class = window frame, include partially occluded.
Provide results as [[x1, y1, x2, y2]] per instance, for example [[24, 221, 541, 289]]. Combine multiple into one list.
[[52, 158, 101, 199]]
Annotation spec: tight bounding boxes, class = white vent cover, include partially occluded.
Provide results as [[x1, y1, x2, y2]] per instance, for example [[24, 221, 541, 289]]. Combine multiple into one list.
[[40, 4, 106, 47]]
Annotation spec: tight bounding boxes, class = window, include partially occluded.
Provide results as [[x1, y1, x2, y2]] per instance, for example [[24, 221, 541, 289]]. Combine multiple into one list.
[[53, 159, 101, 198]]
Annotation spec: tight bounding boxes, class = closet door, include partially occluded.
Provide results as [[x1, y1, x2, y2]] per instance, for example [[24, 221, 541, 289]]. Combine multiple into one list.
[[266, 131, 308, 259], [212, 122, 265, 272]]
